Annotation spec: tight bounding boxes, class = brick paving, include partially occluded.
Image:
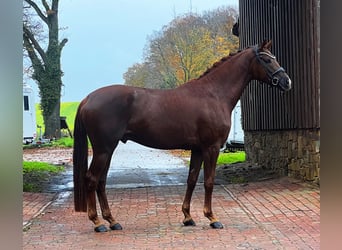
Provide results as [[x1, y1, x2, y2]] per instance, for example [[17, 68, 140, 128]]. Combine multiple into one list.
[[23, 192, 57, 229], [23, 177, 320, 249]]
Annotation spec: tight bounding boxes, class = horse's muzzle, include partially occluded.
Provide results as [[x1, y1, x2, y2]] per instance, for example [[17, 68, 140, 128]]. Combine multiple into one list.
[[277, 75, 292, 92]]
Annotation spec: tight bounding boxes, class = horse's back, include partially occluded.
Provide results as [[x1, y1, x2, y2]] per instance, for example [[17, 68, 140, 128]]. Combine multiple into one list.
[[83, 85, 135, 108]]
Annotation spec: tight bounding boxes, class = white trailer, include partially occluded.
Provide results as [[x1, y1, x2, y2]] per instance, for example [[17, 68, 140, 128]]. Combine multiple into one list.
[[23, 84, 37, 144], [226, 100, 244, 151]]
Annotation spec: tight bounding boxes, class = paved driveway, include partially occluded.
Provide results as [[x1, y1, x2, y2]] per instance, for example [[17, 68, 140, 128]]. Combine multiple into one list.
[[105, 141, 194, 188], [23, 142, 320, 249]]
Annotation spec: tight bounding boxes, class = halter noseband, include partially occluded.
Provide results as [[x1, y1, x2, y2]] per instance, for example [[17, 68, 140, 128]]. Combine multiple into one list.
[[254, 47, 285, 86]]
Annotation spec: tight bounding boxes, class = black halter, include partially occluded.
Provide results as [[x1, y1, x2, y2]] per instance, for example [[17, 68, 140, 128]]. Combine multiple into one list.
[[254, 46, 285, 86]]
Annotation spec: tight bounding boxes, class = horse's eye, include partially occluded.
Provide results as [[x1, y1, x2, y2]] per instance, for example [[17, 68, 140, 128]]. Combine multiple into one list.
[[262, 57, 271, 63]]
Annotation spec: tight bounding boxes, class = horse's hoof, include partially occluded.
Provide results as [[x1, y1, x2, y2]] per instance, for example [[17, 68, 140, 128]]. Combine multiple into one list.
[[110, 223, 123, 230], [94, 224, 108, 232], [183, 219, 196, 226], [210, 221, 224, 229]]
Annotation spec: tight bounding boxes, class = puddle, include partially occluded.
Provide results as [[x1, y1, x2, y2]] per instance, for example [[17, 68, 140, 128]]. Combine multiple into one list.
[[54, 191, 72, 204]]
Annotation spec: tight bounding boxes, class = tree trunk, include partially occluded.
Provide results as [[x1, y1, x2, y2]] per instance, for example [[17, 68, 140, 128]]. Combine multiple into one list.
[[23, 0, 68, 139], [43, 99, 60, 139]]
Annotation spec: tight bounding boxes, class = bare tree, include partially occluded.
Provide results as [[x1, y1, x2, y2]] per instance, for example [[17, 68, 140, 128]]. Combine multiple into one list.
[[23, 0, 67, 138]]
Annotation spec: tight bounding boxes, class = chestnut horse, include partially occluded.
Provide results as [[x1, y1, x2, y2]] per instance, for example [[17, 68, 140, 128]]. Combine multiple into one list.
[[73, 40, 291, 232]]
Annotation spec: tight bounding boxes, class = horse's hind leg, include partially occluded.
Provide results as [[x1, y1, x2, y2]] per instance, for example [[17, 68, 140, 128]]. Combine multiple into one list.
[[182, 149, 203, 226], [97, 180, 122, 230], [96, 145, 123, 231], [86, 149, 115, 232]]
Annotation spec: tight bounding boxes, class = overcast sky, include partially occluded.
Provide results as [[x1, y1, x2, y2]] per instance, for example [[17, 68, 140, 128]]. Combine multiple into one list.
[[26, 0, 238, 102]]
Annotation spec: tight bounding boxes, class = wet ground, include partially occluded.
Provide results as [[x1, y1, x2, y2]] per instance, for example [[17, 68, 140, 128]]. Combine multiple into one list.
[[23, 141, 279, 192], [105, 142, 193, 188], [23, 142, 320, 249], [23, 141, 198, 192]]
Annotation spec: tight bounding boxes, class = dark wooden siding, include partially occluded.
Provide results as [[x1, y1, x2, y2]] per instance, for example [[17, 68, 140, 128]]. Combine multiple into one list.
[[239, 0, 320, 130]]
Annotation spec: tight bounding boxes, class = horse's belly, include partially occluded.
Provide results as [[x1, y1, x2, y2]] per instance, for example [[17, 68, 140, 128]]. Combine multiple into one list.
[[121, 129, 197, 150]]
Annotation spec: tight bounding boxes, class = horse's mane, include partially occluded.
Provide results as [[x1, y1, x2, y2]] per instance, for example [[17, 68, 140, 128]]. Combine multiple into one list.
[[197, 49, 243, 80]]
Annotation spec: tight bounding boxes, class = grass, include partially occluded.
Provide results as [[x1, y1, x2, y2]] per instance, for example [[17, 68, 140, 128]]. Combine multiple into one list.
[[216, 151, 246, 165], [51, 137, 74, 147], [35, 102, 79, 135], [177, 150, 246, 166], [29, 102, 79, 148], [23, 161, 64, 173], [23, 161, 64, 192]]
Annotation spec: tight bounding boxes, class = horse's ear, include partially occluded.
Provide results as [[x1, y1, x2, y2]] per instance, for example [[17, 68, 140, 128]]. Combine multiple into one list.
[[260, 40, 272, 50]]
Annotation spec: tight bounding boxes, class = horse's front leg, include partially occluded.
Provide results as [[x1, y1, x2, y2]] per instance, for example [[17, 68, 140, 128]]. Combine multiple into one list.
[[182, 149, 202, 226], [202, 146, 223, 229]]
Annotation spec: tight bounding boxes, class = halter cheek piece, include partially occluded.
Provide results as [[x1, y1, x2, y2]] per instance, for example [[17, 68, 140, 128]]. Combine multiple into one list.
[[254, 47, 285, 86]]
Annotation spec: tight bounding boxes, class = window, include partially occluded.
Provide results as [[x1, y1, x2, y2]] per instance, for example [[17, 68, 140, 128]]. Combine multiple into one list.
[[24, 96, 29, 111]]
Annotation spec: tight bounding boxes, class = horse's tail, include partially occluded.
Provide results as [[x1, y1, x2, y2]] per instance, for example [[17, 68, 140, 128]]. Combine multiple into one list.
[[73, 103, 88, 212]]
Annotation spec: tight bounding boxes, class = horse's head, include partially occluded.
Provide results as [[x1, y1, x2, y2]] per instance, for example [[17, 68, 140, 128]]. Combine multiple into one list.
[[252, 40, 292, 91]]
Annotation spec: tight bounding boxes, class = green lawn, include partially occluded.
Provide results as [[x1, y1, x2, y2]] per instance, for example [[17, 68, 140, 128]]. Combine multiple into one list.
[[60, 102, 79, 130], [23, 161, 65, 192], [23, 161, 64, 174], [35, 102, 79, 135], [216, 151, 246, 165]]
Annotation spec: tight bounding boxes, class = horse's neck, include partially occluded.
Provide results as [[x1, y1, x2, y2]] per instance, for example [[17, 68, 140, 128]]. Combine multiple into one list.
[[201, 49, 254, 109]]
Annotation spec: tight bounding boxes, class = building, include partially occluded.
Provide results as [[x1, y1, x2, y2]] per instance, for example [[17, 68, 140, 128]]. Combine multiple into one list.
[[239, 0, 320, 183]]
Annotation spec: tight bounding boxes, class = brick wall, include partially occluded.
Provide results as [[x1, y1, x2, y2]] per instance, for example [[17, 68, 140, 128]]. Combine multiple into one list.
[[244, 129, 320, 184]]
